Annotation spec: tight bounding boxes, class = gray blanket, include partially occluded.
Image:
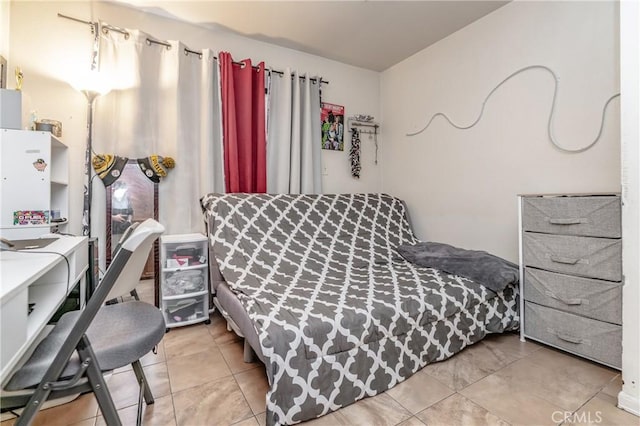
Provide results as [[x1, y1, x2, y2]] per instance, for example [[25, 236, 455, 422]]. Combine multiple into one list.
[[202, 193, 519, 425], [397, 241, 519, 292]]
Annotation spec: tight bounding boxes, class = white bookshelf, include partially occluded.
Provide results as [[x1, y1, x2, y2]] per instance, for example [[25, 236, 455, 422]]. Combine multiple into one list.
[[0, 129, 69, 239]]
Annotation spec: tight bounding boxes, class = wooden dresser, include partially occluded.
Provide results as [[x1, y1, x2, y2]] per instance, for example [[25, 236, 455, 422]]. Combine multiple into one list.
[[518, 193, 622, 369]]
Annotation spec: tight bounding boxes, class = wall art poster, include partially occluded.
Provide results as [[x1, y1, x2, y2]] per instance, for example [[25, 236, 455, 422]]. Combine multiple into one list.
[[321, 103, 345, 151]]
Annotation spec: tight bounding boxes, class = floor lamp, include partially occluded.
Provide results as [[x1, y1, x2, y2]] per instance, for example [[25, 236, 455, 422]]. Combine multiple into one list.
[[73, 72, 110, 237]]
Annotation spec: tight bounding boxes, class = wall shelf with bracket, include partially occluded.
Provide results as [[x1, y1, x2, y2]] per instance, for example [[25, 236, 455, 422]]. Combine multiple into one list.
[[348, 118, 380, 164]]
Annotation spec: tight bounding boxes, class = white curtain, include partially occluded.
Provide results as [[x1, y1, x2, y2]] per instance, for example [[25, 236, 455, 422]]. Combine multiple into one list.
[[267, 69, 322, 194], [92, 30, 224, 262]]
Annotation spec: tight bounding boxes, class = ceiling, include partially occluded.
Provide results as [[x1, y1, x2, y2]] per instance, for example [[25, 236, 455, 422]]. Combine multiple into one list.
[[113, 1, 509, 72]]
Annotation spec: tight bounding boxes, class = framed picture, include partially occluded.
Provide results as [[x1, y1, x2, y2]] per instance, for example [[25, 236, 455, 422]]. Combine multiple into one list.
[[321, 102, 345, 151]]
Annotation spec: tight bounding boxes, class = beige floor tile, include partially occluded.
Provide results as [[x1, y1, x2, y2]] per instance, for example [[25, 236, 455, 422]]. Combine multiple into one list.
[[525, 347, 617, 379], [173, 376, 253, 426], [106, 363, 171, 410], [255, 412, 267, 426], [207, 311, 244, 344], [335, 393, 412, 426], [593, 391, 619, 408], [416, 393, 509, 426], [571, 395, 640, 426], [167, 347, 231, 393], [299, 411, 353, 425], [385, 372, 454, 414], [254, 412, 267, 426], [140, 340, 167, 367], [232, 417, 259, 426], [69, 419, 96, 426], [461, 370, 564, 425], [0, 416, 15, 425], [600, 374, 623, 399], [211, 324, 243, 345], [205, 311, 227, 332], [163, 324, 218, 359], [219, 340, 261, 374], [481, 333, 542, 361], [423, 341, 514, 391], [95, 395, 176, 426], [3, 394, 100, 426], [114, 341, 167, 373], [516, 349, 616, 410], [396, 416, 427, 426], [235, 367, 270, 415]]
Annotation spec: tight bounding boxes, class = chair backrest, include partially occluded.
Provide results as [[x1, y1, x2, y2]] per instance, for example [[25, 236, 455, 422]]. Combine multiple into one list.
[[105, 219, 164, 301], [31, 218, 164, 394], [111, 222, 140, 258]]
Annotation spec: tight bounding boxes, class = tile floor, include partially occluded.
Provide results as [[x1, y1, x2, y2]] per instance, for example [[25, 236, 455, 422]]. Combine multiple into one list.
[[2, 281, 638, 426]]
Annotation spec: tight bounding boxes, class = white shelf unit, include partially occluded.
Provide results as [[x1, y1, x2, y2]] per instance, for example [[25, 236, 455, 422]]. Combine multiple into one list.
[[160, 233, 210, 329], [0, 129, 69, 239], [0, 236, 87, 383]]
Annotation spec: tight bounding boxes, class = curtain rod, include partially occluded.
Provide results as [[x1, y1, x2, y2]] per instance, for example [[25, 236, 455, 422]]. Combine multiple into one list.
[[57, 13, 329, 85]]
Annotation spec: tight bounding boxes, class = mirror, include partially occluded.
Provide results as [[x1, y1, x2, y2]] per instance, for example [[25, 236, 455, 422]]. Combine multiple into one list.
[[106, 160, 160, 305]]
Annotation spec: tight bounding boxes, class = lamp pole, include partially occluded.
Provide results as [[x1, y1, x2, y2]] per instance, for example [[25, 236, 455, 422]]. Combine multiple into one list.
[[82, 90, 99, 237]]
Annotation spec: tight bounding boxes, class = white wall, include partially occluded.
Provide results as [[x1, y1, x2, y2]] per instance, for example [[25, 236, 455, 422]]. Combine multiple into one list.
[[619, 0, 640, 416], [380, 1, 620, 262], [0, 1, 9, 61], [7, 0, 382, 236]]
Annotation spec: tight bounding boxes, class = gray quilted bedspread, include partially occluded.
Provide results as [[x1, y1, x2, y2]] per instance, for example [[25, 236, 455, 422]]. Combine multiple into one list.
[[201, 193, 519, 425]]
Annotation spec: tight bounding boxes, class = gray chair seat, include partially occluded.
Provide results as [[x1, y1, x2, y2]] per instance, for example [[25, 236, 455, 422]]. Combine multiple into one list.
[[6, 301, 165, 391]]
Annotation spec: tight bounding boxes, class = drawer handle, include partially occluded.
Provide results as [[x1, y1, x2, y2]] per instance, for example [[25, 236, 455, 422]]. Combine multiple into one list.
[[545, 291, 582, 305], [548, 218, 584, 225], [549, 328, 585, 345], [550, 255, 580, 265]]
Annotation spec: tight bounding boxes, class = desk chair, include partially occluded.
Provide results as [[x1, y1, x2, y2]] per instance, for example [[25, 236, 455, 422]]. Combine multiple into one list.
[[1, 219, 165, 426], [110, 222, 141, 302]]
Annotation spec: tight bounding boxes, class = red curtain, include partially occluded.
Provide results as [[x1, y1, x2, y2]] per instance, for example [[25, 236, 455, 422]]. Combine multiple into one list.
[[219, 52, 266, 193]]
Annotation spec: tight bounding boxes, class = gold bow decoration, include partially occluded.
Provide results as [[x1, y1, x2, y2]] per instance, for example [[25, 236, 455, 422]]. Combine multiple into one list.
[[92, 154, 176, 186]]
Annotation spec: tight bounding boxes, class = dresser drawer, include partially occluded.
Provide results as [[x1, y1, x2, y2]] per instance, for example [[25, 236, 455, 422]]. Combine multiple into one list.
[[524, 268, 622, 324], [522, 196, 620, 238], [524, 302, 621, 369], [523, 233, 621, 281]]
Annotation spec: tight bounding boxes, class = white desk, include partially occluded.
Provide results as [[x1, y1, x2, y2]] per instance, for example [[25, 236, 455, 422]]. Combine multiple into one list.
[[0, 236, 88, 385]]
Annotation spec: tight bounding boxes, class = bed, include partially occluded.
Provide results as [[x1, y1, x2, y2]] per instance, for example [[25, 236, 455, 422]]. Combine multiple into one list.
[[201, 193, 519, 425]]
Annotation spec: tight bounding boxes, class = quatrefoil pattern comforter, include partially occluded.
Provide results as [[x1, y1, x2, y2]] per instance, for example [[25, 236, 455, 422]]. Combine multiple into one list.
[[201, 193, 519, 425]]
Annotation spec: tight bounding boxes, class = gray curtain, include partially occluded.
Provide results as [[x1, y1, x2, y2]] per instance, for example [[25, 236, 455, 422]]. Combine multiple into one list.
[[266, 69, 322, 194]]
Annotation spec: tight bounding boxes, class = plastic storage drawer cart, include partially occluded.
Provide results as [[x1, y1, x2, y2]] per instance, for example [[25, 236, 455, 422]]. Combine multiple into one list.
[[160, 233, 210, 329], [518, 194, 622, 369]]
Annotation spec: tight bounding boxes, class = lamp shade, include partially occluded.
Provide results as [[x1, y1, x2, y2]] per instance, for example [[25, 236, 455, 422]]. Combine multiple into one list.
[[71, 70, 112, 101]]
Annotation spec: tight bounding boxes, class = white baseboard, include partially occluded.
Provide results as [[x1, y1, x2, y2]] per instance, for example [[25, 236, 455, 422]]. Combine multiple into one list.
[[618, 390, 640, 417]]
